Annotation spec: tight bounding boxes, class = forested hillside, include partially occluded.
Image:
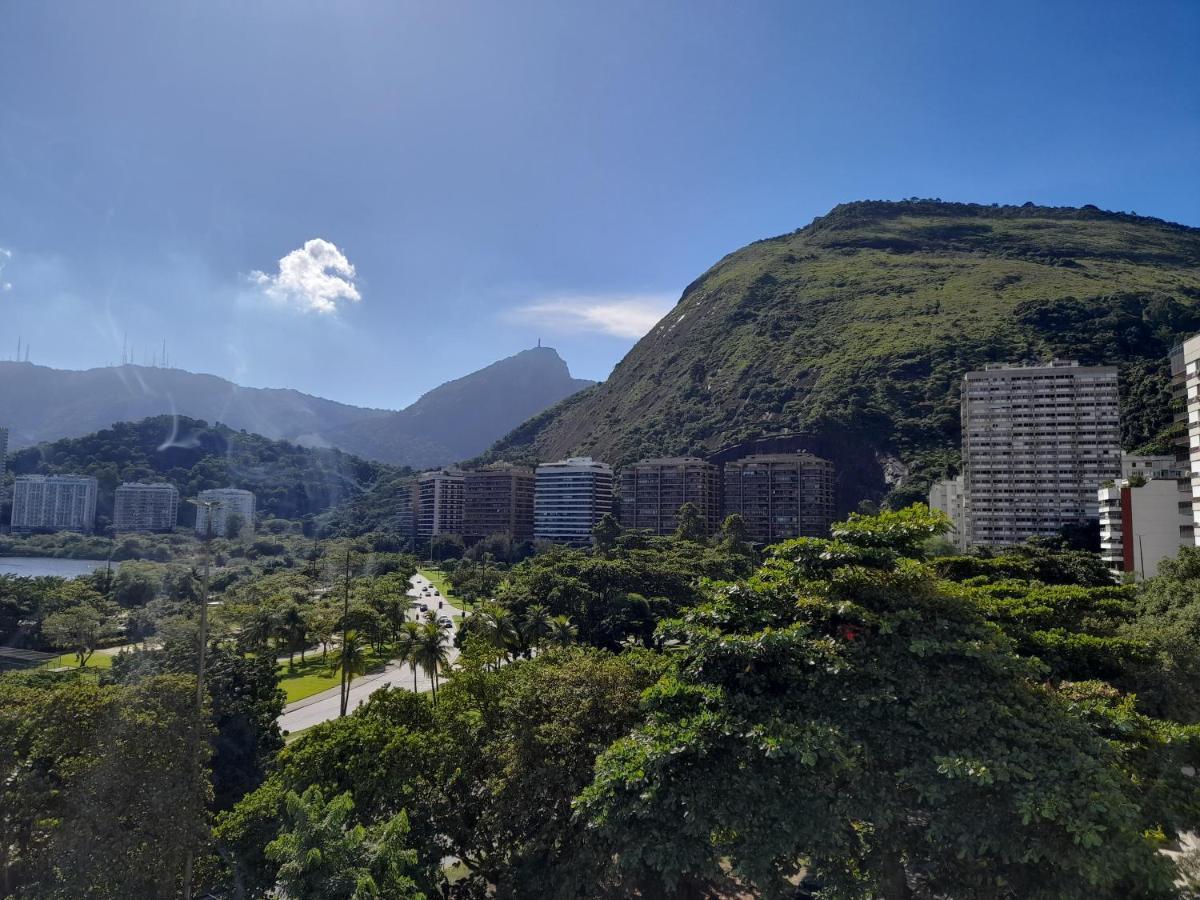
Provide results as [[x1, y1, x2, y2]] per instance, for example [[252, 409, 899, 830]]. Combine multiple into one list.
[[5, 415, 401, 527], [486, 200, 1200, 511]]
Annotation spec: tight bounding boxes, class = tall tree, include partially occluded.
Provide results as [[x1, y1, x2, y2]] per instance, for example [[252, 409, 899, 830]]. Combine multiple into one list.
[[580, 507, 1183, 899]]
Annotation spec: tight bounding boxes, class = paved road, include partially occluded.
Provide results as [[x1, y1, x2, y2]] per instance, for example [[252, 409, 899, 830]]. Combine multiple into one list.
[[278, 572, 462, 735]]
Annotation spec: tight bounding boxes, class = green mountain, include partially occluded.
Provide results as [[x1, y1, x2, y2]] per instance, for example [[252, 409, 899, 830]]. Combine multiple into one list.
[[486, 200, 1200, 511], [4, 415, 400, 528]]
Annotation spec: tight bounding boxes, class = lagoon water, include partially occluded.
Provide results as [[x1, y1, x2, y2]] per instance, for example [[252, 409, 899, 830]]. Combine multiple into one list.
[[0, 557, 111, 579]]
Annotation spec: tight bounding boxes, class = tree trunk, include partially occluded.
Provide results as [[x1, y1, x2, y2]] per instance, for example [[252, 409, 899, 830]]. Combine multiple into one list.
[[878, 849, 912, 900]]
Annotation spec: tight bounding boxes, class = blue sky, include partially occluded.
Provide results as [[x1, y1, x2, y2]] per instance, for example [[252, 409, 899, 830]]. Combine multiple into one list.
[[1, 0, 1197, 409]]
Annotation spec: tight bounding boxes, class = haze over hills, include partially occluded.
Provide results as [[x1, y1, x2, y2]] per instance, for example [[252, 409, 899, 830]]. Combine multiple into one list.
[[327, 346, 595, 467], [0, 346, 594, 469], [486, 200, 1200, 512]]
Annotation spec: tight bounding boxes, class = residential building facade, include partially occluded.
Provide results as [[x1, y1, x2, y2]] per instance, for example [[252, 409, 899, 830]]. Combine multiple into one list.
[[113, 482, 180, 533], [962, 360, 1121, 546], [416, 469, 465, 539], [928, 474, 967, 550], [11, 474, 98, 532], [1099, 464, 1189, 580], [195, 488, 256, 538], [722, 452, 836, 545], [463, 465, 534, 541], [618, 457, 722, 535], [534, 457, 614, 545], [0, 426, 8, 478], [1171, 334, 1200, 546]]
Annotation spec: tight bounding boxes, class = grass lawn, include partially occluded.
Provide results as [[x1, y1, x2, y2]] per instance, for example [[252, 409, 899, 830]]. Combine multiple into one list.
[[48, 651, 113, 670], [276, 647, 390, 704]]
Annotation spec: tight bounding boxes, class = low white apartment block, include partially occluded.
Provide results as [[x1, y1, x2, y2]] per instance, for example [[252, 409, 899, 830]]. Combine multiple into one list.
[[195, 488, 256, 538], [534, 457, 614, 545], [928, 474, 967, 550], [1099, 470, 1189, 580], [11, 474, 98, 532], [114, 482, 180, 533], [962, 360, 1121, 546]]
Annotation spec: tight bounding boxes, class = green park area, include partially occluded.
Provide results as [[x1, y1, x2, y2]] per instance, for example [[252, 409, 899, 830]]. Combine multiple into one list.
[[275, 647, 391, 704]]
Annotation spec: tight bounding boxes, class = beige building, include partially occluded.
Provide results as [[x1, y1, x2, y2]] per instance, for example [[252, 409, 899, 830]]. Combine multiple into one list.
[[619, 457, 722, 535], [961, 360, 1121, 546], [114, 482, 179, 533], [416, 469, 465, 539], [722, 453, 835, 545]]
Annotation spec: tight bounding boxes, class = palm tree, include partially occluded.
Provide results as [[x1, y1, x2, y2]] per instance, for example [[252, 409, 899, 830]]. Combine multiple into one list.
[[520, 603, 553, 656], [546, 615, 577, 647], [241, 606, 275, 654], [329, 629, 370, 717], [413, 620, 451, 702], [278, 602, 307, 669], [474, 604, 520, 667], [395, 621, 423, 694]]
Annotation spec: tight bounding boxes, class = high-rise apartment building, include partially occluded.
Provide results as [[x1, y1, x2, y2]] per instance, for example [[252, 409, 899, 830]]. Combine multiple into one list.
[[113, 482, 180, 533], [0, 426, 8, 478], [928, 474, 967, 550], [11, 474, 98, 532], [618, 457, 722, 535], [534, 457, 614, 545], [961, 360, 1121, 546], [722, 453, 836, 545], [195, 488, 256, 538], [1171, 334, 1200, 546], [1099, 456, 1189, 580], [463, 465, 534, 541], [416, 469, 465, 539]]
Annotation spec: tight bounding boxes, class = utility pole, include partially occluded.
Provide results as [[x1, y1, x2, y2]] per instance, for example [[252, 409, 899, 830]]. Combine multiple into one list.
[[182, 499, 217, 900], [339, 549, 352, 717]]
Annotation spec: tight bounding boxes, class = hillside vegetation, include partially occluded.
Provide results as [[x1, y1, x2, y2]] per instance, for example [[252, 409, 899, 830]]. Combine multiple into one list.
[[486, 200, 1200, 509], [5, 415, 400, 527]]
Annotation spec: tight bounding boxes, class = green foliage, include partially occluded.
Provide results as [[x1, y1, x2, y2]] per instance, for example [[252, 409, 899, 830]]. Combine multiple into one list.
[[496, 535, 753, 650], [0, 674, 211, 898], [488, 200, 1200, 509], [579, 509, 1187, 899], [10, 414, 397, 525], [266, 787, 424, 900]]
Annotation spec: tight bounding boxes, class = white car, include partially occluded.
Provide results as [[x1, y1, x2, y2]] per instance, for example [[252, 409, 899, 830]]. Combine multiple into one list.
[[437, 616, 453, 629]]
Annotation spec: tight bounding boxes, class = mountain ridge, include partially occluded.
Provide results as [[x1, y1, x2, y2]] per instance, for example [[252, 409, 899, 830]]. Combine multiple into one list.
[[0, 346, 594, 468], [483, 199, 1200, 512]]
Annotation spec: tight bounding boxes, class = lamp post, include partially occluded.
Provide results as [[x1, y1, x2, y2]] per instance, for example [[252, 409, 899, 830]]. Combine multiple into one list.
[[181, 497, 217, 900]]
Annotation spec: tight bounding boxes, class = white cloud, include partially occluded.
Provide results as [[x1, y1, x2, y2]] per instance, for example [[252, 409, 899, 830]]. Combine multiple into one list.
[[507, 293, 674, 339], [0, 247, 12, 291], [248, 238, 361, 314]]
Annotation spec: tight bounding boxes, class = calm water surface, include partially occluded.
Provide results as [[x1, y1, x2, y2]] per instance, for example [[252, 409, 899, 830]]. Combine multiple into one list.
[[0, 557, 114, 578]]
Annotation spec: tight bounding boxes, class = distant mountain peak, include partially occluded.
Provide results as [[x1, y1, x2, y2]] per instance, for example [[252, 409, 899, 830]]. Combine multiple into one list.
[[0, 348, 594, 468]]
